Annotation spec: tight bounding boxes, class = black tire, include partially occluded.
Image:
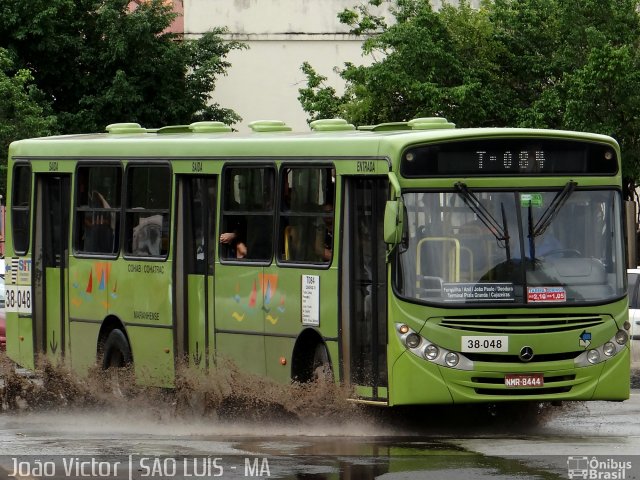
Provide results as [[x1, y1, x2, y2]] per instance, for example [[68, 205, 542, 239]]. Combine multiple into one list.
[[101, 329, 132, 370], [312, 343, 333, 382]]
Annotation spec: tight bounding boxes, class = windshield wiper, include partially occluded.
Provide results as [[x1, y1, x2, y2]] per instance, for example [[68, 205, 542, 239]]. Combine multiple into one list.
[[532, 181, 577, 238], [455, 182, 511, 260], [527, 180, 576, 262]]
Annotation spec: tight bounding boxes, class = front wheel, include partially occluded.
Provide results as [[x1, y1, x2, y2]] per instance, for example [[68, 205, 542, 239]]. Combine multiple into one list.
[[312, 343, 333, 382]]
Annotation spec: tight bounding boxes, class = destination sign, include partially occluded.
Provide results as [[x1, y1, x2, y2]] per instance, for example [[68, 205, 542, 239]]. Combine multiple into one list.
[[401, 138, 617, 176]]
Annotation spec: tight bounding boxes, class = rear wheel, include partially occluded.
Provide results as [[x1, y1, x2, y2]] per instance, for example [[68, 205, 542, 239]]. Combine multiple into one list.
[[101, 329, 132, 395]]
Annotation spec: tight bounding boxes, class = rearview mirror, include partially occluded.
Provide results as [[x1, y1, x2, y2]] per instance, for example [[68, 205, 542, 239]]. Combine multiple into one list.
[[384, 200, 404, 244]]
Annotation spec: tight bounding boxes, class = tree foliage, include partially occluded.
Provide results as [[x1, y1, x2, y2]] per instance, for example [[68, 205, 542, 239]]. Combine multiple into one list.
[[0, 0, 246, 134], [298, 0, 640, 191], [0, 48, 56, 196]]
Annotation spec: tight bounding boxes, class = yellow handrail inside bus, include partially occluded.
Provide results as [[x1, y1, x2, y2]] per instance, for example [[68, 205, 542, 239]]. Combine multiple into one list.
[[416, 237, 461, 289]]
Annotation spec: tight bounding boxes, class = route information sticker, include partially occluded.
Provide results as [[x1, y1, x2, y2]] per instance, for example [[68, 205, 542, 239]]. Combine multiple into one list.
[[443, 283, 515, 302], [301, 275, 320, 326]]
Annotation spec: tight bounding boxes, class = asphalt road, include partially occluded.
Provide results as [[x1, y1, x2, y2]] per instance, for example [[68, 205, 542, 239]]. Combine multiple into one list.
[[0, 389, 639, 479], [1, 353, 639, 480]]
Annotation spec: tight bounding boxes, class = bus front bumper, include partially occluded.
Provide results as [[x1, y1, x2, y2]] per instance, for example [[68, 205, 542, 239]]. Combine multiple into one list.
[[390, 347, 630, 405]]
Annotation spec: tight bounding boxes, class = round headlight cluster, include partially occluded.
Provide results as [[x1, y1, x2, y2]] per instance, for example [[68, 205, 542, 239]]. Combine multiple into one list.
[[405, 333, 421, 349], [603, 342, 616, 357], [615, 330, 628, 345], [445, 352, 459, 367], [394, 323, 471, 370], [587, 349, 601, 364], [424, 344, 439, 361]]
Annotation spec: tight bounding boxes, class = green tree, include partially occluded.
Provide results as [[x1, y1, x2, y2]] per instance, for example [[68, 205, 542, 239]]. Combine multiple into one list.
[[298, 0, 640, 191], [0, 0, 246, 133], [0, 48, 56, 197], [299, 1, 501, 126]]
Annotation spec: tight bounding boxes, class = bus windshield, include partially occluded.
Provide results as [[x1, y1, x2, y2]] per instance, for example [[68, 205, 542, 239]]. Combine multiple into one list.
[[396, 188, 625, 305]]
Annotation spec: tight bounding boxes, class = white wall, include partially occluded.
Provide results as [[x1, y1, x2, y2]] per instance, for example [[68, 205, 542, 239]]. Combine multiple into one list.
[[184, 0, 478, 131]]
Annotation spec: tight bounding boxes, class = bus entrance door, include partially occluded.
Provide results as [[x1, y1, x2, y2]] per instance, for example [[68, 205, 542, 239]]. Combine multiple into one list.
[[175, 176, 217, 370], [33, 174, 71, 363], [342, 177, 388, 403]]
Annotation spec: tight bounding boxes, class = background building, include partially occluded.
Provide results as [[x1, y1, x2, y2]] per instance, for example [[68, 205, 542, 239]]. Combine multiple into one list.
[[183, 0, 478, 131]]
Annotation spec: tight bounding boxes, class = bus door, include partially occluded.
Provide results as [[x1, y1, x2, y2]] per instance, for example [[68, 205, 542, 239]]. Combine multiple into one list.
[[33, 174, 71, 362], [341, 177, 388, 402], [175, 176, 217, 369]]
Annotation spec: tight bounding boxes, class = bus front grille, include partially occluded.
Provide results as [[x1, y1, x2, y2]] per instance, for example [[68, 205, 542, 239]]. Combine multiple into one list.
[[439, 314, 604, 334], [463, 351, 582, 363], [474, 386, 572, 396]]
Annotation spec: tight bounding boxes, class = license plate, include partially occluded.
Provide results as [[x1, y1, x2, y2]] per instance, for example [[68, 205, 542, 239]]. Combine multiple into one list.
[[504, 373, 544, 388]]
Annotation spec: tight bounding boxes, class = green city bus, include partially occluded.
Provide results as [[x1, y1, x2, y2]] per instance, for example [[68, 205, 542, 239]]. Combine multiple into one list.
[[3, 117, 631, 404]]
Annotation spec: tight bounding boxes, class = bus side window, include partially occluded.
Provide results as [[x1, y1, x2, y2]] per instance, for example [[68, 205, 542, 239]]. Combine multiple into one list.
[[11, 164, 32, 255], [220, 166, 275, 262], [278, 166, 334, 264], [74, 165, 122, 256], [124, 165, 171, 258]]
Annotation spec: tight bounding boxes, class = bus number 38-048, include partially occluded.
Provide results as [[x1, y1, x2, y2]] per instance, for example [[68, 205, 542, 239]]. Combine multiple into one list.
[[467, 339, 502, 349], [461, 336, 508, 353], [6, 289, 32, 310]]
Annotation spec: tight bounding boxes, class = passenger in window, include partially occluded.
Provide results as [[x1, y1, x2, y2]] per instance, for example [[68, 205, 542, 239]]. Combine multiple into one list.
[[132, 215, 163, 256], [317, 203, 334, 262], [84, 190, 115, 253], [220, 216, 247, 259]]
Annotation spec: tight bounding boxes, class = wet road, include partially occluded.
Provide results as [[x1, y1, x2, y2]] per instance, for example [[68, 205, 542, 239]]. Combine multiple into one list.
[[0, 387, 639, 479], [1, 350, 639, 480]]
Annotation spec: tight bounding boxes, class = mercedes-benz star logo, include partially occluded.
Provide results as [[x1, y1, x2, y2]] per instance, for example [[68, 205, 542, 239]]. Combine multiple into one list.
[[519, 346, 534, 362]]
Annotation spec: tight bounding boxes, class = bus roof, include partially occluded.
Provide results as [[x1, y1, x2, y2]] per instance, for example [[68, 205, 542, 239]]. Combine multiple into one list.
[[8, 118, 620, 164]]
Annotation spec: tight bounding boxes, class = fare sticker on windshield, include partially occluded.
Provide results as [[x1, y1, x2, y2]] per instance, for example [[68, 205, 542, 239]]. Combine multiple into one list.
[[442, 283, 515, 302], [527, 286, 567, 303], [520, 193, 543, 207]]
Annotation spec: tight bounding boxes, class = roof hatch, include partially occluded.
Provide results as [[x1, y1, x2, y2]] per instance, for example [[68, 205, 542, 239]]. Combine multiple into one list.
[[105, 123, 147, 134], [310, 118, 355, 132], [248, 120, 292, 132], [408, 117, 456, 130], [189, 121, 232, 133]]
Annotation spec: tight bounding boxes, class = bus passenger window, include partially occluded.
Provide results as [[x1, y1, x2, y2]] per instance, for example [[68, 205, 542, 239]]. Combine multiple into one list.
[[11, 164, 32, 255], [278, 167, 335, 264], [220, 166, 275, 262], [124, 165, 171, 258], [74, 165, 122, 255]]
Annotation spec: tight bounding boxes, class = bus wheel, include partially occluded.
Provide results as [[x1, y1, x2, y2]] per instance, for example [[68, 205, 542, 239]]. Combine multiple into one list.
[[101, 329, 132, 395], [312, 343, 333, 382]]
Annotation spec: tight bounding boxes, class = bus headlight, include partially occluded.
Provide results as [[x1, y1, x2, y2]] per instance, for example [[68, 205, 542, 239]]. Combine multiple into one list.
[[615, 330, 628, 345], [445, 352, 459, 367], [394, 323, 474, 370], [587, 349, 600, 364], [424, 344, 439, 361], [574, 329, 627, 367], [603, 342, 616, 357], [405, 333, 421, 349]]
